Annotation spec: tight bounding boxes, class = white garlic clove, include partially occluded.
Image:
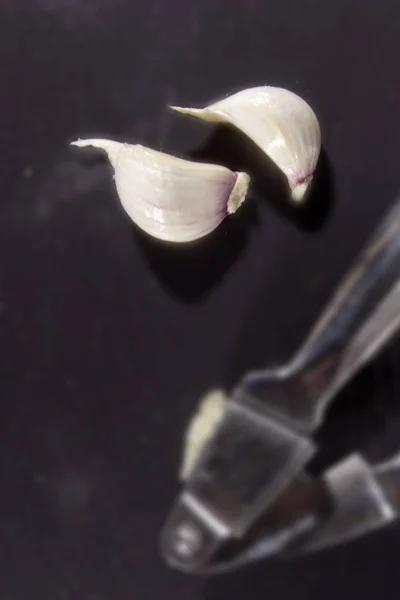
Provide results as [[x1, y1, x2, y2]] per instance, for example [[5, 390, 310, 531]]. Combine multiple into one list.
[[180, 388, 227, 481], [71, 139, 250, 243], [171, 86, 321, 202]]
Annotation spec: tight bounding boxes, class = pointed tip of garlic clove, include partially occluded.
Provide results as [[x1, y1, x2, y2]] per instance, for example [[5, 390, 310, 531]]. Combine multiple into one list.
[[291, 175, 313, 203], [169, 104, 225, 124], [227, 172, 251, 214], [169, 105, 200, 115], [71, 138, 122, 169], [179, 388, 227, 481]]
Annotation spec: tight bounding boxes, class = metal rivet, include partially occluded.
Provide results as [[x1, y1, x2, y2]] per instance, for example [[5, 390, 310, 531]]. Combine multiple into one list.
[[174, 522, 203, 558]]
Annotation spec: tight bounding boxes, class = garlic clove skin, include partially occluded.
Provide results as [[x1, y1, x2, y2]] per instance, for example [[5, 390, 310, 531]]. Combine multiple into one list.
[[171, 86, 321, 203], [71, 139, 250, 243], [180, 388, 227, 481]]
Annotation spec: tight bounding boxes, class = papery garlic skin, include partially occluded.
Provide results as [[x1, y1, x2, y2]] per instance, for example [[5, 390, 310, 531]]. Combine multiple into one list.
[[71, 139, 250, 243], [171, 86, 321, 202], [180, 389, 227, 481]]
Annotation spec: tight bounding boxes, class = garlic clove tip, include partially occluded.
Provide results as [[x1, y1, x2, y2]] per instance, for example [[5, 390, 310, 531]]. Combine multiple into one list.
[[169, 105, 225, 124], [291, 175, 314, 203], [71, 138, 122, 168], [169, 105, 201, 116]]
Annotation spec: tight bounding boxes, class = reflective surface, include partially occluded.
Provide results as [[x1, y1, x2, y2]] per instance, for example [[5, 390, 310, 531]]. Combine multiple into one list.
[[161, 194, 400, 572]]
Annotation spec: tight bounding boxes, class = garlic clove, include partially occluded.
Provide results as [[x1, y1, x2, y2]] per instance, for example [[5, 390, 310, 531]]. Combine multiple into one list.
[[180, 388, 227, 481], [71, 139, 250, 243], [171, 86, 321, 202]]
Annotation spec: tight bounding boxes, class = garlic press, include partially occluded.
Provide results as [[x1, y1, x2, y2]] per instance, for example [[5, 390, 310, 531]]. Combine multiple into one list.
[[160, 193, 400, 574]]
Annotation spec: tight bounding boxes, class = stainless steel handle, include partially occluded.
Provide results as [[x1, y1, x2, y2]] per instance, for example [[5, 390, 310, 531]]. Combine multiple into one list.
[[244, 195, 400, 431], [300, 451, 400, 553]]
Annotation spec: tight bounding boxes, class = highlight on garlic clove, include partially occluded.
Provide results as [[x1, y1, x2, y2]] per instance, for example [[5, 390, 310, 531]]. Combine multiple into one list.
[[71, 139, 250, 243], [170, 86, 321, 203], [180, 388, 227, 481]]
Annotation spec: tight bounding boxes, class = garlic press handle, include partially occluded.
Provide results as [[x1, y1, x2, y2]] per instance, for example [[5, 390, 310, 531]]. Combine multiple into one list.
[[300, 451, 400, 553], [160, 193, 400, 574], [245, 194, 400, 430]]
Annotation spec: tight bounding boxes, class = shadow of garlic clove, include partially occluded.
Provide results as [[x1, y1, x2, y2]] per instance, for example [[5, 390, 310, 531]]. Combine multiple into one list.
[[171, 86, 321, 203], [71, 139, 250, 243]]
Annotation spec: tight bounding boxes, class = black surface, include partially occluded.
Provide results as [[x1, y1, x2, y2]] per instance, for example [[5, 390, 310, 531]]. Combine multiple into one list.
[[1, 0, 400, 598]]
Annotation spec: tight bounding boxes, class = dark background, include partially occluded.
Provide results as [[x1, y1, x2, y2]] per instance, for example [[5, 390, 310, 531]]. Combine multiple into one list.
[[1, 0, 400, 598]]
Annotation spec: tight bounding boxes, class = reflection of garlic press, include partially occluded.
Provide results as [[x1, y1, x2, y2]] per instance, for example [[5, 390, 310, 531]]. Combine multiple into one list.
[[160, 193, 400, 574]]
